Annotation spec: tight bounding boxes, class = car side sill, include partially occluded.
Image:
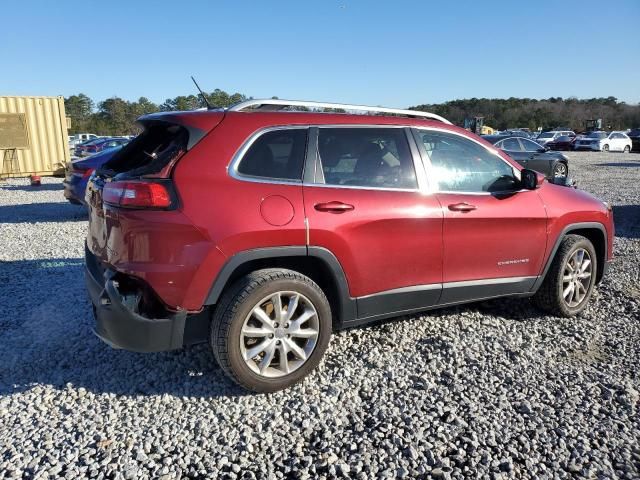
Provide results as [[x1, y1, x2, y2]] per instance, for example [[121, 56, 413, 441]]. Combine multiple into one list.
[[345, 275, 538, 328]]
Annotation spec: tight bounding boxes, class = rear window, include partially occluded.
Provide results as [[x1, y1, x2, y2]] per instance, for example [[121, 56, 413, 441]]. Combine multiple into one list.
[[236, 128, 307, 181], [101, 123, 188, 178]]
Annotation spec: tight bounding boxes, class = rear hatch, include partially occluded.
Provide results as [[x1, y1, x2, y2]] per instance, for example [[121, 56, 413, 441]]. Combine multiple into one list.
[[85, 111, 224, 263]]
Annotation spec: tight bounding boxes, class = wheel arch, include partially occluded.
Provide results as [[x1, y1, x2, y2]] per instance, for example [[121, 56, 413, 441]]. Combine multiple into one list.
[[204, 247, 356, 328], [533, 222, 608, 291]]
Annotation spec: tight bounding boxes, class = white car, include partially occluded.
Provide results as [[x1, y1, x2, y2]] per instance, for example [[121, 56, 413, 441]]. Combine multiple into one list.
[[535, 130, 575, 146], [574, 131, 632, 152], [68, 133, 99, 149]]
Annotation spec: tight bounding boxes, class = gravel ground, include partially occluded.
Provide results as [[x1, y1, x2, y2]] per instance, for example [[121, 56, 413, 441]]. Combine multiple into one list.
[[1, 152, 639, 479]]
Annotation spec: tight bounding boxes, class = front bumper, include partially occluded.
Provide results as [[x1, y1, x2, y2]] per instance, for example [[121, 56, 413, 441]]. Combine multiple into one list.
[[85, 244, 190, 352]]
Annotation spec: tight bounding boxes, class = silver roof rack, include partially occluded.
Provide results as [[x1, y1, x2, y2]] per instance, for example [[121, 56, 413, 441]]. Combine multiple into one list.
[[227, 99, 451, 124]]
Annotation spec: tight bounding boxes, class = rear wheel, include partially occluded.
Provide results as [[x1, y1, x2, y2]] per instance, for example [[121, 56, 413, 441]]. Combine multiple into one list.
[[533, 235, 597, 317], [624, 145, 630, 153], [210, 269, 332, 392]]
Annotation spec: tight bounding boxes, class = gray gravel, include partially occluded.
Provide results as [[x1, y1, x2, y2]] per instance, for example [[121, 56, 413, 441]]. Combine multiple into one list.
[[1, 151, 639, 479]]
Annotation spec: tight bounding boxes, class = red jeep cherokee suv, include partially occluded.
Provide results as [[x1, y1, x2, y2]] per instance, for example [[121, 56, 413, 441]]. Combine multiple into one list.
[[85, 99, 614, 392]]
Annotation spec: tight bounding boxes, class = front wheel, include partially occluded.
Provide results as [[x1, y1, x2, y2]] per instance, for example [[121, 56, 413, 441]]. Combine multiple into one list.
[[553, 162, 568, 178], [210, 269, 332, 392], [533, 235, 597, 317], [624, 145, 630, 153], [602, 144, 609, 152]]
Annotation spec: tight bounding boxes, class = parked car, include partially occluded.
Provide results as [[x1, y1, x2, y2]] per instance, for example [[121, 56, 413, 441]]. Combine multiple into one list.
[[500, 130, 530, 138], [77, 137, 129, 157], [574, 131, 632, 152], [84, 99, 614, 392], [483, 135, 569, 179], [74, 138, 104, 157], [626, 128, 640, 152], [63, 146, 123, 205], [69, 133, 99, 149], [546, 135, 577, 151], [536, 130, 576, 146]]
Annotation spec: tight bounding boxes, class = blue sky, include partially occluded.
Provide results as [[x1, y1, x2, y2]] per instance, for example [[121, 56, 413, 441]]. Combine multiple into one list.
[[2, 0, 639, 107]]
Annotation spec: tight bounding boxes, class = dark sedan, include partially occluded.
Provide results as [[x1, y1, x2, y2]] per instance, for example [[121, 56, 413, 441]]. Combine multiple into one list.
[[64, 146, 123, 205], [546, 135, 576, 151], [74, 137, 129, 157], [628, 128, 640, 152], [483, 135, 569, 179]]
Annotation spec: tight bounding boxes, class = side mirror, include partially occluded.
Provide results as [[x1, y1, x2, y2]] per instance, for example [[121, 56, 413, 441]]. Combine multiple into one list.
[[521, 168, 543, 190], [537, 147, 546, 153]]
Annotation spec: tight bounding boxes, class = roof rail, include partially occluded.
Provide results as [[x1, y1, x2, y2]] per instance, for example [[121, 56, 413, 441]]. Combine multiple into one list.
[[227, 99, 452, 124]]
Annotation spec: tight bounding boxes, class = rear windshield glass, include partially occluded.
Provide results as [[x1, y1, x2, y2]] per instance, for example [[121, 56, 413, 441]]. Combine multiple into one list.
[[538, 132, 554, 138], [101, 123, 188, 178]]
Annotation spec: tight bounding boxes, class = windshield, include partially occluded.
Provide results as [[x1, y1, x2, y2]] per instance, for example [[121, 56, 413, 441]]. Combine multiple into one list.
[[538, 132, 554, 139], [587, 132, 607, 139]]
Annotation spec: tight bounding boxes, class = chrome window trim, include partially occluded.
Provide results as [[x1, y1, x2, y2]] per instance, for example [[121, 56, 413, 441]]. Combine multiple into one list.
[[228, 125, 309, 186], [228, 124, 431, 193], [412, 126, 523, 195]]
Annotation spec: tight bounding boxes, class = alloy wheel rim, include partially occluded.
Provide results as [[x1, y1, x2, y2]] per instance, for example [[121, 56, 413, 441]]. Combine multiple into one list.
[[554, 164, 567, 177], [240, 291, 319, 378], [561, 248, 593, 308]]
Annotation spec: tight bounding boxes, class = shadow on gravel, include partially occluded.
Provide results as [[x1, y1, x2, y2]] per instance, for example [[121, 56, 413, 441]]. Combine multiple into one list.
[[0, 201, 87, 223], [0, 183, 64, 192], [612, 205, 640, 239], [597, 162, 640, 168], [0, 258, 247, 398]]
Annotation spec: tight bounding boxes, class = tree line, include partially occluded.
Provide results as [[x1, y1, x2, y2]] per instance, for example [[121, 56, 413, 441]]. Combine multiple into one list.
[[65, 91, 640, 136], [64, 90, 248, 136], [409, 97, 640, 132]]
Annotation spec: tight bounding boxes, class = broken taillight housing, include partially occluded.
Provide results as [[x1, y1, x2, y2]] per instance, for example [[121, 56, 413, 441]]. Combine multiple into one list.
[[102, 180, 174, 209]]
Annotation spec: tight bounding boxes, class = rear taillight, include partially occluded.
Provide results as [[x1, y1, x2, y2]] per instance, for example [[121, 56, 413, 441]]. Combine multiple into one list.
[[82, 168, 95, 179], [103, 180, 174, 209]]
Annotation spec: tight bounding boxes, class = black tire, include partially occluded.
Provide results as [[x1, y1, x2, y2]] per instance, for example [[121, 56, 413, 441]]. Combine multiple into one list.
[[533, 235, 598, 317], [210, 268, 332, 393], [553, 162, 568, 178], [624, 145, 630, 153], [602, 144, 609, 152]]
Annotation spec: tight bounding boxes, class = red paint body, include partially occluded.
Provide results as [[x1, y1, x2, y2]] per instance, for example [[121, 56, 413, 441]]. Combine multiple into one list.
[[86, 111, 614, 312]]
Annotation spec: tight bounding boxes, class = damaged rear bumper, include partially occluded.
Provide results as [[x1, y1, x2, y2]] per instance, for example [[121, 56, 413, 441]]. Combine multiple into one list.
[[85, 244, 206, 352]]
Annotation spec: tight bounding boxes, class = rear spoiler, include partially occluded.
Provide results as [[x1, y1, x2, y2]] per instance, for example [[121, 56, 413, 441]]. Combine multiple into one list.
[[138, 110, 225, 150]]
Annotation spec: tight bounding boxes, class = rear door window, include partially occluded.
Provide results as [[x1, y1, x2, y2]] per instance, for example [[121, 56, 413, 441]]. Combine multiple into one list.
[[236, 128, 307, 181], [316, 127, 417, 189], [501, 138, 521, 151]]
